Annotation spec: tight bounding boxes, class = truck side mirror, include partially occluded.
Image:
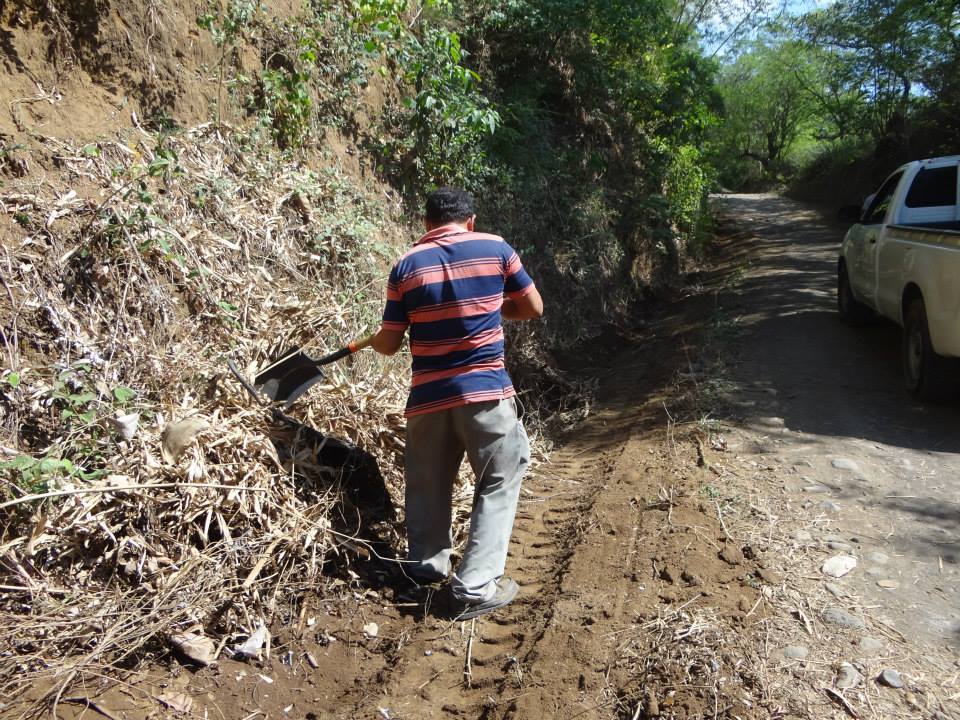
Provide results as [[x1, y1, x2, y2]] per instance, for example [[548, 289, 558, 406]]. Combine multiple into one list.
[[837, 205, 862, 223]]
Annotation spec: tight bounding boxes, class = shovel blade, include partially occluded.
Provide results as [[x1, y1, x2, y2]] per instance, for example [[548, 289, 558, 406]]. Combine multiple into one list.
[[253, 348, 325, 407]]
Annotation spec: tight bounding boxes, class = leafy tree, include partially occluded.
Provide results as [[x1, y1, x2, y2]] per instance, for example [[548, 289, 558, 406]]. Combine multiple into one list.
[[799, 0, 945, 141], [715, 40, 815, 179]]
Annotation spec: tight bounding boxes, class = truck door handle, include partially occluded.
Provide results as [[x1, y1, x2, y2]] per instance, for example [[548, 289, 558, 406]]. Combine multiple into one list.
[[868, 237, 877, 244]]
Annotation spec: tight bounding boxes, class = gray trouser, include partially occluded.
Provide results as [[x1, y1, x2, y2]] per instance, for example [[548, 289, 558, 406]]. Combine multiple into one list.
[[404, 398, 530, 602]]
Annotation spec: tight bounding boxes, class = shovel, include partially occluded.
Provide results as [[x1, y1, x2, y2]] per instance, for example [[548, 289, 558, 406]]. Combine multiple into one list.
[[228, 335, 374, 410]]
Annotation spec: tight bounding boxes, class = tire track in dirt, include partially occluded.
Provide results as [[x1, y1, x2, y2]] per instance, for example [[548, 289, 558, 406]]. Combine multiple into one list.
[[346, 430, 624, 718], [333, 300, 775, 719]]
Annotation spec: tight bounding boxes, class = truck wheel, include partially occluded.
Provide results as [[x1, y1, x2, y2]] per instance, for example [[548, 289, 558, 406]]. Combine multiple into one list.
[[902, 299, 958, 401], [837, 264, 871, 324]]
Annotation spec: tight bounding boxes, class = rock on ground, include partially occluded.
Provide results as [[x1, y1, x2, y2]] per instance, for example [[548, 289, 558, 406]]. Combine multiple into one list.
[[822, 554, 857, 578], [823, 607, 866, 630]]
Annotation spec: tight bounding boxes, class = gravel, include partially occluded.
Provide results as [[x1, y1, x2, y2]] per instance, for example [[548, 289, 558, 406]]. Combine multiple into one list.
[[823, 607, 866, 629]]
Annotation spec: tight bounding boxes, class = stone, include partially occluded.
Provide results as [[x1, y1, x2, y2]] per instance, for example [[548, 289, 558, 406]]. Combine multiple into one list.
[[867, 551, 889, 565], [822, 554, 857, 578], [757, 568, 782, 584], [827, 540, 853, 552], [161, 416, 209, 463], [836, 663, 863, 689], [362, 622, 379, 638], [878, 669, 903, 688], [831, 458, 860, 472], [790, 529, 813, 543], [802, 484, 830, 493], [169, 631, 218, 666], [823, 607, 865, 629], [821, 500, 841, 513], [876, 579, 900, 589], [783, 645, 809, 660], [824, 582, 844, 598], [858, 636, 884, 654], [719, 545, 744, 566], [660, 564, 680, 584]]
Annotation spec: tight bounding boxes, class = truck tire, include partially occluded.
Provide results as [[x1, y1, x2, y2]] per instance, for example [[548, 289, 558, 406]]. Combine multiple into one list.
[[902, 299, 958, 401], [837, 263, 871, 324]]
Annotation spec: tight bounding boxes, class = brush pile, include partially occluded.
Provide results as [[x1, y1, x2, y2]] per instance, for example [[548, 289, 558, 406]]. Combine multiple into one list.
[[0, 122, 412, 707]]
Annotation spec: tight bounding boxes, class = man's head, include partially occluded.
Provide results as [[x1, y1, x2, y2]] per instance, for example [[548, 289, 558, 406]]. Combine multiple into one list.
[[425, 187, 475, 230]]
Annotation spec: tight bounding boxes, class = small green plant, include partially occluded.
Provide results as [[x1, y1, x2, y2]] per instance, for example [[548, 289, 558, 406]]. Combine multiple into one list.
[[197, 1, 262, 124], [0, 454, 104, 494], [261, 60, 313, 147], [1, 368, 142, 495], [700, 483, 721, 499], [147, 146, 184, 180], [52, 366, 96, 424]]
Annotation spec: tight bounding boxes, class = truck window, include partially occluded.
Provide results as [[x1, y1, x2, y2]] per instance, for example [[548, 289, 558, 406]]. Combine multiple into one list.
[[905, 166, 958, 208], [864, 171, 903, 224]]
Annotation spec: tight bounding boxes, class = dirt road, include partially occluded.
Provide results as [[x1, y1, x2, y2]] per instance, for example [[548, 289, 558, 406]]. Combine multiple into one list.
[[716, 194, 960, 651]]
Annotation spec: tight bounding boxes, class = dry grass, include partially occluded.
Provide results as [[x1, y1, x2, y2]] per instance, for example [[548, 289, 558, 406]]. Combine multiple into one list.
[[0, 121, 417, 713]]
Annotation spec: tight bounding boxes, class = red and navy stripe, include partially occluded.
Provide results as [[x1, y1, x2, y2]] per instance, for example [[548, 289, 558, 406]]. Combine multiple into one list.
[[381, 225, 535, 417]]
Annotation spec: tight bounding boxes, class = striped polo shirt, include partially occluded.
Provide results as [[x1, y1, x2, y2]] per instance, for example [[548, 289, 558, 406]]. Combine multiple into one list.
[[381, 224, 536, 417]]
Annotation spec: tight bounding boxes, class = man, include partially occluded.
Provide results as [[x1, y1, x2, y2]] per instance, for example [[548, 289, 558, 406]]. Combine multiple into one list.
[[367, 187, 543, 619]]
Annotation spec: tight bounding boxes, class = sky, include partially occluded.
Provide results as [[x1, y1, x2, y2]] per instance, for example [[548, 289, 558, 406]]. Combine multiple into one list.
[[702, 0, 838, 58]]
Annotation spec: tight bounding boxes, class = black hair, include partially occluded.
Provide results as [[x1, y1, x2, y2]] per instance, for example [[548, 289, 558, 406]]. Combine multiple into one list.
[[425, 187, 475, 224]]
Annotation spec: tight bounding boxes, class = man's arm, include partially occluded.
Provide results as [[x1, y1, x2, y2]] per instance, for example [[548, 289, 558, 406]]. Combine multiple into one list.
[[502, 286, 544, 321], [368, 327, 405, 355]]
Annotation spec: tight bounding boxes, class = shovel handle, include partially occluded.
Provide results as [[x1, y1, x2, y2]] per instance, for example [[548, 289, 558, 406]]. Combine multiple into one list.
[[315, 334, 374, 367]]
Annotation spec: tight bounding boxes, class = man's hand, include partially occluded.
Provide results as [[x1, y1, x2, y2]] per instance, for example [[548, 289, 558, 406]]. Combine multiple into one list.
[[502, 287, 544, 321], [368, 327, 406, 355]]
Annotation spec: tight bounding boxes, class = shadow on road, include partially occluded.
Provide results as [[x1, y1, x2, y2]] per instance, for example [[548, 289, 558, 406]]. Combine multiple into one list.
[[716, 193, 960, 454], [714, 194, 960, 587]]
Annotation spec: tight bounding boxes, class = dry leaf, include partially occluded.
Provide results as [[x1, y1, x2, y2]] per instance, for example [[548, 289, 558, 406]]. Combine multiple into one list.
[[156, 691, 193, 713], [161, 417, 209, 463]]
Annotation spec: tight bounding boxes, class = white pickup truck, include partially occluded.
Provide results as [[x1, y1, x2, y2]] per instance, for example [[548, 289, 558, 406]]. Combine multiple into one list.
[[837, 155, 960, 400]]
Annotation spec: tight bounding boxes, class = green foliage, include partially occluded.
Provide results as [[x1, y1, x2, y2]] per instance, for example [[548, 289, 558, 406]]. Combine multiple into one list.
[[712, 39, 816, 187], [0, 454, 104, 494], [261, 61, 313, 147], [197, 1, 263, 124], [353, 2, 499, 191], [0, 366, 139, 495], [713, 0, 960, 190], [453, 0, 722, 342], [197, 0, 260, 49]]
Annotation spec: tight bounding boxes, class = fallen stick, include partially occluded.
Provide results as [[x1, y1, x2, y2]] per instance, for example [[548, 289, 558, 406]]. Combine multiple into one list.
[[822, 687, 859, 718], [0, 482, 269, 510], [242, 539, 281, 588], [463, 618, 476, 688], [61, 696, 122, 720]]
